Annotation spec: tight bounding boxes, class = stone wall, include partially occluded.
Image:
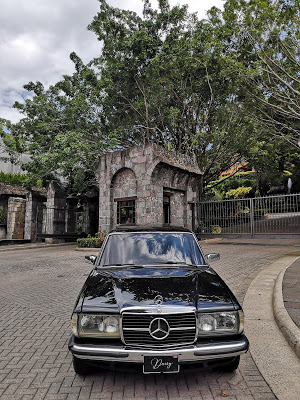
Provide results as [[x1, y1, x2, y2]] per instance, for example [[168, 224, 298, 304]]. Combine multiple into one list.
[[112, 168, 137, 199], [0, 182, 98, 241], [6, 197, 26, 239], [0, 183, 47, 241]]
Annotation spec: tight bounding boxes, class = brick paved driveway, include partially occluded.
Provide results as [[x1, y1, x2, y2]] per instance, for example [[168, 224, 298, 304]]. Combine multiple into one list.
[[0, 243, 293, 400]]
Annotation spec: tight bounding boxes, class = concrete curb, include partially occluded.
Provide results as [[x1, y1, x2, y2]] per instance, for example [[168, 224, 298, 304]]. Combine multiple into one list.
[[0, 242, 76, 252], [243, 255, 300, 399], [273, 257, 300, 360], [75, 247, 100, 252]]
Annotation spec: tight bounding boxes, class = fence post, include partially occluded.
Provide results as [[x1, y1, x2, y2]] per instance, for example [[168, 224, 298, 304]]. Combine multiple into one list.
[[250, 198, 254, 238]]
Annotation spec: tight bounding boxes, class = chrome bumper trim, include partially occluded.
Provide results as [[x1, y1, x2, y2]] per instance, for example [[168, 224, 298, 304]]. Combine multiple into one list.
[[70, 335, 249, 363]]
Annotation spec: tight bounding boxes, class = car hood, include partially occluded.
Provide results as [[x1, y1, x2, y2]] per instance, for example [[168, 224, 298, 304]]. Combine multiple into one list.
[[76, 266, 239, 313]]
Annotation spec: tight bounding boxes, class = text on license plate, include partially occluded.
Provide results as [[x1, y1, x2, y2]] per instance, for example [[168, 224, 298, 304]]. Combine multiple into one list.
[[143, 355, 179, 374]]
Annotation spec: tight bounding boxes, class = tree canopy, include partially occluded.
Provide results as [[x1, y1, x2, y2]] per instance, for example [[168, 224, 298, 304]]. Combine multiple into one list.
[[1, 54, 113, 194], [222, 0, 299, 148], [0, 0, 299, 196], [88, 0, 260, 192]]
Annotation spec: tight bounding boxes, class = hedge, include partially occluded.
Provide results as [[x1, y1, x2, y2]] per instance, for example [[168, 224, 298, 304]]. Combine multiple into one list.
[[0, 172, 28, 184], [77, 232, 106, 248]]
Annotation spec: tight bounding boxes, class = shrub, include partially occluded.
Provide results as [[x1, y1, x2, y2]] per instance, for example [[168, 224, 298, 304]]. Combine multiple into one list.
[[0, 172, 28, 184], [77, 232, 106, 248], [211, 225, 222, 234], [77, 215, 84, 231], [206, 172, 256, 200], [225, 187, 253, 199], [0, 172, 44, 187]]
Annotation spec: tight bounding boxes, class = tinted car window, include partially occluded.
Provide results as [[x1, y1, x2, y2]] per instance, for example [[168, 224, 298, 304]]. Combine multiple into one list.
[[99, 233, 204, 266]]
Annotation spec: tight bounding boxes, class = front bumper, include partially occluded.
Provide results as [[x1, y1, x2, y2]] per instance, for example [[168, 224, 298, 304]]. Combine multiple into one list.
[[69, 335, 249, 364]]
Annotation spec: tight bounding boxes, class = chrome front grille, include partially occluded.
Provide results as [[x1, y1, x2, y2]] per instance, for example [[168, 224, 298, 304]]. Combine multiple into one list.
[[122, 312, 197, 348]]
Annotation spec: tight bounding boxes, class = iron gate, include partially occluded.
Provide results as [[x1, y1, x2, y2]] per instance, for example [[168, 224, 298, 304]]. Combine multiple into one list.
[[35, 207, 84, 240], [198, 193, 300, 238]]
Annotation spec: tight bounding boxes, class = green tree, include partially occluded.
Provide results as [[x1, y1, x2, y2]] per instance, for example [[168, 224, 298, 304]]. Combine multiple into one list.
[[222, 0, 300, 148], [2, 0, 297, 198], [242, 134, 300, 195], [88, 0, 255, 193], [1, 53, 119, 194], [204, 0, 300, 197]]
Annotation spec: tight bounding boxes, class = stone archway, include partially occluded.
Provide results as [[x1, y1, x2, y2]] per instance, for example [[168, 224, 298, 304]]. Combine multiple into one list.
[[151, 163, 189, 227], [96, 143, 202, 231]]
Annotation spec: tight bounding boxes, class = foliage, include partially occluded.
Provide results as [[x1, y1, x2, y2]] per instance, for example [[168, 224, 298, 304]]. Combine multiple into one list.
[[0, 55, 118, 195], [77, 215, 84, 231], [223, 177, 255, 192], [1, 0, 298, 197], [225, 186, 253, 199], [211, 225, 222, 234], [206, 149, 299, 199], [0, 207, 7, 224], [207, 172, 256, 199], [0, 171, 46, 188], [222, 0, 300, 148], [0, 172, 28, 185], [77, 232, 106, 248], [240, 135, 300, 195], [87, 0, 257, 191]]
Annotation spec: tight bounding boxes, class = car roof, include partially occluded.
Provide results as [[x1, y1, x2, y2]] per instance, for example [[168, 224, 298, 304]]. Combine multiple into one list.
[[109, 225, 192, 234]]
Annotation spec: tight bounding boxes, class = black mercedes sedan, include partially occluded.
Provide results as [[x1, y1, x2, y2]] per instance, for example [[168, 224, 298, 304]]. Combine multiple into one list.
[[68, 226, 249, 375]]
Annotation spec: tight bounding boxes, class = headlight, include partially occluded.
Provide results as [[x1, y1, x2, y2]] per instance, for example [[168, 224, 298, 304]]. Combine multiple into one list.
[[71, 313, 120, 338], [198, 310, 244, 336]]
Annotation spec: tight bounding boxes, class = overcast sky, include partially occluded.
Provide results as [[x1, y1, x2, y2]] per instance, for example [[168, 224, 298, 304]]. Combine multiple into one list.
[[0, 0, 224, 123]]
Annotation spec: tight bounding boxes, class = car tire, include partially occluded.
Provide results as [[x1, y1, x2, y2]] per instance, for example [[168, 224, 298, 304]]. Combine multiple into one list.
[[220, 356, 240, 372], [72, 356, 91, 375]]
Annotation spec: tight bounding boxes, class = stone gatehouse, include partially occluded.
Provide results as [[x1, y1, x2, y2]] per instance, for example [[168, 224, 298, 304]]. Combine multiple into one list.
[[97, 143, 202, 232]]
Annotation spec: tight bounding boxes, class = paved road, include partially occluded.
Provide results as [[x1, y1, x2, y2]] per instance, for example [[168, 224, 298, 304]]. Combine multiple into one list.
[[0, 243, 296, 400]]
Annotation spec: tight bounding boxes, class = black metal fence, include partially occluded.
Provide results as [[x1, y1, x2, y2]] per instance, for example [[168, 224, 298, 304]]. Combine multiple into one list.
[[36, 207, 84, 239], [199, 193, 300, 237]]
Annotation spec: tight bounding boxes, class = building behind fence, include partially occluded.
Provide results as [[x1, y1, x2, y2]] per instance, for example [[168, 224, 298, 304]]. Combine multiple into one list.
[[199, 193, 300, 237]]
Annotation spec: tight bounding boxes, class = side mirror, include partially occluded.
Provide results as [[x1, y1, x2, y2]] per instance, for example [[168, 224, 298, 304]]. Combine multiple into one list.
[[205, 253, 220, 262], [85, 255, 97, 264]]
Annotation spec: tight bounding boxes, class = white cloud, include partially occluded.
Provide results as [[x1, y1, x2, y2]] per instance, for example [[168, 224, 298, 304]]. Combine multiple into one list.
[[0, 0, 101, 121], [0, 0, 224, 122]]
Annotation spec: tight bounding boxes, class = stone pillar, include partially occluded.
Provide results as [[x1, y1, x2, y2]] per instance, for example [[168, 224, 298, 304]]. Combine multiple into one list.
[[45, 182, 66, 243], [82, 207, 89, 234], [97, 154, 114, 233], [24, 191, 34, 240], [98, 185, 111, 233], [24, 191, 46, 241], [137, 183, 164, 226], [170, 191, 186, 227], [6, 197, 26, 239], [24, 191, 39, 241], [134, 149, 162, 227]]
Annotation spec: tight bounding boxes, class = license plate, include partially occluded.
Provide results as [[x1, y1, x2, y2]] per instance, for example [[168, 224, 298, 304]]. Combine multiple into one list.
[[143, 355, 179, 374]]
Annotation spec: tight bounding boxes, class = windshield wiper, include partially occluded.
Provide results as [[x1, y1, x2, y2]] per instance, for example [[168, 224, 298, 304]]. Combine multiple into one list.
[[152, 261, 198, 267], [98, 264, 145, 269]]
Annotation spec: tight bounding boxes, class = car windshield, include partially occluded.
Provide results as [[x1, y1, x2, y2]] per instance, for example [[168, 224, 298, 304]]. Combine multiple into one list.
[[99, 232, 205, 267]]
